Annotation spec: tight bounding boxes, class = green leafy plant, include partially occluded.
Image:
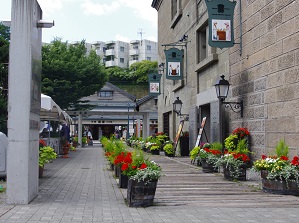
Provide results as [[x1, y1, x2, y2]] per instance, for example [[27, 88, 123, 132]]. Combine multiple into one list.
[[150, 145, 160, 151], [275, 139, 289, 157], [39, 146, 57, 167], [163, 143, 174, 154], [190, 146, 200, 160]]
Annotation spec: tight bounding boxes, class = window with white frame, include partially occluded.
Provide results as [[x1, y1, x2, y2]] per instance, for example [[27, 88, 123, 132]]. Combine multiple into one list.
[[146, 57, 151, 61], [98, 91, 113, 97], [120, 58, 124, 63], [147, 45, 151, 50], [120, 46, 124, 52], [132, 55, 138, 61]]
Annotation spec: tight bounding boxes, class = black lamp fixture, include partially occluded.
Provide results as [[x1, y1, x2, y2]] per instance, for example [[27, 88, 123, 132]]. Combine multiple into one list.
[[215, 75, 243, 117], [173, 97, 189, 120]]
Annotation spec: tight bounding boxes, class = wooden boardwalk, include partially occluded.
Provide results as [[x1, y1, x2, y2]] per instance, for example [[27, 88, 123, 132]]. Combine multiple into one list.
[[149, 154, 299, 208]]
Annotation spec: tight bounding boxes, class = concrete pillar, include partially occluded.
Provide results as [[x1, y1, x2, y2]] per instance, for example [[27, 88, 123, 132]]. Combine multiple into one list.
[[7, 0, 42, 204], [136, 119, 141, 138], [142, 113, 150, 139]]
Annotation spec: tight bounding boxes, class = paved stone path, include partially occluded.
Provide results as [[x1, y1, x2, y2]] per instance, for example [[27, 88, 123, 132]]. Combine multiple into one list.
[[0, 144, 299, 222]]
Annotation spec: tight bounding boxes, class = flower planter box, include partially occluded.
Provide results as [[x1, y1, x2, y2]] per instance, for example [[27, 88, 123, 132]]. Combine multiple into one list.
[[119, 172, 128, 188], [165, 152, 174, 157], [114, 165, 120, 178], [201, 159, 218, 173], [127, 179, 158, 207], [223, 165, 246, 181], [262, 179, 299, 195], [150, 150, 160, 155], [39, 166, 44, 178], [110, 163, 114, 171]]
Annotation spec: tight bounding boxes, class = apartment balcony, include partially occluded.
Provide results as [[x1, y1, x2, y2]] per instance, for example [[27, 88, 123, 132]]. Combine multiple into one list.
[[129, 60, 138, 67], [105, 61, 115, 67], [130, 40, 140, 44], [106, 40, 115, 45], [105, 49, 115, 56], [129, 49, 139, 55]]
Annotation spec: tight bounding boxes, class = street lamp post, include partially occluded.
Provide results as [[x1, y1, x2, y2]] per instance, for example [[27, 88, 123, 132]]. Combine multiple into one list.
[[127, 103, 130, 140]]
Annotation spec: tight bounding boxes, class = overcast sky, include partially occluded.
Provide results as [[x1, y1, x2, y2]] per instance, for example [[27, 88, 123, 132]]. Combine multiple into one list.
[[0, 0, 157, 43]]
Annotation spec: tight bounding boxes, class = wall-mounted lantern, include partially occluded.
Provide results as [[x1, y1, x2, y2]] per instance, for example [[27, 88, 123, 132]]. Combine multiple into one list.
[[214, 75, 243, 117], [173, 97, 189, 121]]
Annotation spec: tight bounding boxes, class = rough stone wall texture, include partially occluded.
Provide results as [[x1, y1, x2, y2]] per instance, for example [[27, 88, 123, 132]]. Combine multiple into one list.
[[230, 0, 299, 158], [155, 0, 299, 159]]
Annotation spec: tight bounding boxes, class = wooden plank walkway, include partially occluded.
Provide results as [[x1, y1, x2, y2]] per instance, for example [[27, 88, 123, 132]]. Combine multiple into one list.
[[148, 154, 299, 208]]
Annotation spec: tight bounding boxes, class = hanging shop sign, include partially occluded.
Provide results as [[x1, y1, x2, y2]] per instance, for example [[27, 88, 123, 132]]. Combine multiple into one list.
[[148, 73, 162, 96], [164, 48, 184, 80], [205, 0, 236, 49]]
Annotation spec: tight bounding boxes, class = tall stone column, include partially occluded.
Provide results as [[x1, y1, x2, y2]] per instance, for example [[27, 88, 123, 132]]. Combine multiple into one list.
[[7, 0, 42, 204]]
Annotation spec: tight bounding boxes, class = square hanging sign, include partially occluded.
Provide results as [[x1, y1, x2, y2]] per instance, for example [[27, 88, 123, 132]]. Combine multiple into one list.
[[164, 48, 184, 80], [148, 73, 162, 96], [205, 0, 236, 49]]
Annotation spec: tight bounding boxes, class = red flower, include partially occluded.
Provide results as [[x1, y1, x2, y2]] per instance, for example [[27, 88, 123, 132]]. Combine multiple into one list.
[[132, 165, 137, 169], [291, 156, 299, 166], [121, 163, 129, 171], [39, 139, 46, 148], [139, 163, 147, 169], [280, 156, 289, 161], [232, 127, 250, 138], [261, 154, 267, 159]]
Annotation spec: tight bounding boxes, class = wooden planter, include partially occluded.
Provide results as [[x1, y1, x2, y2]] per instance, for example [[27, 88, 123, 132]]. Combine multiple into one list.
[[165, 152, 175, 157], [150, 149, 160, 155], [127, 179, 158, 207], [262, 179, 299, 195], [223, 164, 246, 181], [201, 159, 218, 173], [39, 166, 44, 178], [119, 172, 128, 188]]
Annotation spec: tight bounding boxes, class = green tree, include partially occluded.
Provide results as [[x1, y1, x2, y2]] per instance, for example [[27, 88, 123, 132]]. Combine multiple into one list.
[[129, 60, 158, 83], [105, 66, 131, 82], [42, 39, 107, 110], [0, 23, 10, 135]]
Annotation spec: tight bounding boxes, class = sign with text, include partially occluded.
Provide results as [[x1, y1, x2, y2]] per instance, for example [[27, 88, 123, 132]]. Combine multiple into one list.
[[205, 0, 236, 49], [164, 48, 184, 80]]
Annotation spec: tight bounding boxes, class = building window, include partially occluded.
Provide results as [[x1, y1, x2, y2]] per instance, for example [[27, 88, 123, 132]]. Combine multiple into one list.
[[170, 0, 182, 28], [146, 57, 151, 61], [195, 20, 218, 72], [133, 45, 138, 50], [98, 91, 113, 97], [147, 45, 151, 50], [103, 47, 106, 52], [120, 46, 124, 52], [120, 58, 124, 63], [132, 55, 138, 60], [197, 25, 207, 63]]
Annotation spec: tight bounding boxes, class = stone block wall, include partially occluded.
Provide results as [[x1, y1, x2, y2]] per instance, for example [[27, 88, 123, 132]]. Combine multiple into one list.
[[230, 0, 299, 158]]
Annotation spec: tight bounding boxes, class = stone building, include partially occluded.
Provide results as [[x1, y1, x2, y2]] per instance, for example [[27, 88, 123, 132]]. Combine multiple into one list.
[[151, 0, 299, 158]]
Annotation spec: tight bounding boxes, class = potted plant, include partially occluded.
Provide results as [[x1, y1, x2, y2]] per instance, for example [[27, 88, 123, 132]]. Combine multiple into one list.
[[190, 146, 201, 165], [215, 137, 251, 181], [82, 136, 87, 147], [72, 136, 79, 148], [39, 145, 57, 178], [252, 140, 299, 195], [150, 144, 160, 155], [127, 159, 162, 207], [163, 142, 175, 157], [199, 142, 222, 173]]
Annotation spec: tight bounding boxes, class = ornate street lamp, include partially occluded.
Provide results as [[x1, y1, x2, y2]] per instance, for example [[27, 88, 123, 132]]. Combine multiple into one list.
[[173, 97, 189, 121], [215, 75, 243, 117], [173, 97, 183, 115]]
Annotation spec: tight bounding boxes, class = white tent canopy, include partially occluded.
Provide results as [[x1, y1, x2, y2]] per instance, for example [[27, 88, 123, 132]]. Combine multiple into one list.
[[40, 94, 72, 123]]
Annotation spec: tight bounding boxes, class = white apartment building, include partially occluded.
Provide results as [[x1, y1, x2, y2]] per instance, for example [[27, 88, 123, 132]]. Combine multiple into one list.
[[129, 39, 158, 67], [90, 39, 158, 68]]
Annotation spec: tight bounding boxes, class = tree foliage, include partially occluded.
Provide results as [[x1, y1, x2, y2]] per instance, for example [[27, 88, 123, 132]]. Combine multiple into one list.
[[106, 60, 158, 84], [129, 60, 158, 83], [0, 23, 10, 134], [42, 39, 107, 110]]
